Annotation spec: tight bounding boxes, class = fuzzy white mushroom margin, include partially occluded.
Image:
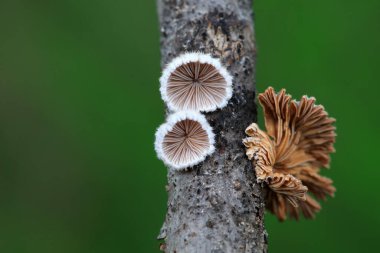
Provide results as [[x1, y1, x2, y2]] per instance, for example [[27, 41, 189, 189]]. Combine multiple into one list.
[[159, 52, 233, 112], [154, 111, 215, 170]]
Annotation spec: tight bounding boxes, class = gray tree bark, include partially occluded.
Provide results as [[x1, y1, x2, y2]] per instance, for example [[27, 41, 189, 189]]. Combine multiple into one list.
[[157, 0, 267, 252]]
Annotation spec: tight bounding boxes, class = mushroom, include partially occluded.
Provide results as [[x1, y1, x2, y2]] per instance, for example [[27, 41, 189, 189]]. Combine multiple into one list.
[[155, 111, 215, 170], [159, 52, 233, 112], [243, 123, 276, 181], [243, 87, 336, 221]]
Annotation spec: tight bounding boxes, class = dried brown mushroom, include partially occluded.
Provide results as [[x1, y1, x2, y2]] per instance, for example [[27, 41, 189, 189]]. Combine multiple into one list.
[[243, 87, 336, 221], [243, 123, 276, 181]]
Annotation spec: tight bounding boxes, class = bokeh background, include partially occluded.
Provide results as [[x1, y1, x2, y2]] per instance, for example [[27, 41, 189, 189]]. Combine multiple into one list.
[[0, 0, 379, 252]]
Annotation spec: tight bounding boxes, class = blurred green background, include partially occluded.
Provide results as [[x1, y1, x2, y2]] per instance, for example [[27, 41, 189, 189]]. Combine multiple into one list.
[[0, 0, 378, 252]]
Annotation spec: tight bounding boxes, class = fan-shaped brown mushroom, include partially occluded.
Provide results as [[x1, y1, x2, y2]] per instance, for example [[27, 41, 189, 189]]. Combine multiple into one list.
[[243, 87, 336, 221]]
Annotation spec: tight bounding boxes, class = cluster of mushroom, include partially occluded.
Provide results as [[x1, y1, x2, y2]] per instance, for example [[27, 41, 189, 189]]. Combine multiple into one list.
[[155, 52, 233, 170], [243, 87, 336, 221], [154, 53, 336, 221]]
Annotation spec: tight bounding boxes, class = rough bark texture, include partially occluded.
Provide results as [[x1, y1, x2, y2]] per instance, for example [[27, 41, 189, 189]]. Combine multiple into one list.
[[157, 0, 267, 252]]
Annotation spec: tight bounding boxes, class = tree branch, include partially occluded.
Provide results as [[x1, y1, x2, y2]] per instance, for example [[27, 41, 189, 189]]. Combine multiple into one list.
[[157, 0, 267, 252]]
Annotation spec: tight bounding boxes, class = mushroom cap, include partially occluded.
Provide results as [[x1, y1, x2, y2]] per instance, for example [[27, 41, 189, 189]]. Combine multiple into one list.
[[155, 111, 215, 170], [159, 52, 233, 112]]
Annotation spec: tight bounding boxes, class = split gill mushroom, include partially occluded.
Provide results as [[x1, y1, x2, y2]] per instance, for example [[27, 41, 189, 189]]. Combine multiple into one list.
[[155, 111, 215, 170], [159, 52, 233, 112]]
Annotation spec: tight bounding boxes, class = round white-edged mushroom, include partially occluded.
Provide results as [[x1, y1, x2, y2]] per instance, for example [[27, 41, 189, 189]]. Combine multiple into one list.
[[155, 111, 215, 170], [160, 52, 233, 112]]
